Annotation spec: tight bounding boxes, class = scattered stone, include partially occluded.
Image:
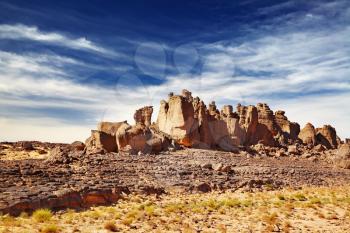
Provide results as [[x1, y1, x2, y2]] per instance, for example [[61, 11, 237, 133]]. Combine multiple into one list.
[[334, 144, 350, 169], [19, 141, 34, 151], [195, 182, 211, 193], [70, 141, 85, 151], [299, 123, 317, 146], [201, 163, 212, 169]]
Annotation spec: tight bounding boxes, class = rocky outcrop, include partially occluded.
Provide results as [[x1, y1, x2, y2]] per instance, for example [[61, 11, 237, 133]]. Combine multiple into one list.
[[237, 104, 276, 146], [84, 89, 341, 153], [316, 125, 338, 149], [299, 123, 317, 146], [86, 106, 170, 155], [298, 124, 339, 149], [156, 93, 200, 147], [115, 122, 170, 154], [156, 91, 239, 151], [274, 110, 300, 142], [98, 121, 125, 135], [134, 106, 153, 126], [334, 144, 350, 169], [85, 130, 117, 154]]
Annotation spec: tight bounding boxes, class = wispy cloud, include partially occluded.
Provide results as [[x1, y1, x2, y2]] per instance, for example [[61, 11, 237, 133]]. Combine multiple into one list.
[[0, 24, 120, 57], [1, 1, 349, 142]]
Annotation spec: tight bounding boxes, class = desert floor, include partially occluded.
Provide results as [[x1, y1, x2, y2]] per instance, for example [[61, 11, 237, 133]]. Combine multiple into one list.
[[1, 186, 350, 233]]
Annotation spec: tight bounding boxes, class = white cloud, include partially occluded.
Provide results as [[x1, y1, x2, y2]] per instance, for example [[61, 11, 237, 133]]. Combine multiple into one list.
[[0, 24, 120, 57], [1, 1, 350, 142]]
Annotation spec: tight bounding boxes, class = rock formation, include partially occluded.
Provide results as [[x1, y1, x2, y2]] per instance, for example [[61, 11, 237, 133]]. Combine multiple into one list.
[[84, 89, 342, 154], [299, 123, 317, 146], [316, 125, 338, 149], [86, 106, 170, 155], [134, 106, 153, 126], [334, 144, 350, 169]]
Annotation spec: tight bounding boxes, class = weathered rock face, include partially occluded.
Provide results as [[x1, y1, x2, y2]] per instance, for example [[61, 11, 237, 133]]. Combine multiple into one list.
[[274, 110, 300, 142], [98, 121, 125, 135], [299, 123, 317, 146], [156, 93, 200, 147], [155, 91, 312, 148], [85, 89, 341, 153], [134, 106, 153, 126], [334, 144, 350, 169], [237, 104, 275, 146], [256, 103, 278, 135], [115, 122, 169, 154], [85, 130, 117, 154], [316, 125, 338, 149]]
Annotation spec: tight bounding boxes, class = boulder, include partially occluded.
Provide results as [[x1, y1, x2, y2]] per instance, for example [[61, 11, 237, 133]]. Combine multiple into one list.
[[237, 104, 275, 146], [299, 123, 317, 146], [18, 141, 34, 151], [333, 144, 350, 169], [256, 103, 278, 135], [274, 110, 300, 142], [97, 121, 126, 135], [313, 144, 326, 152], [134, 106, 153, 126], [116, 122, 170, 154], [316, 125, 338, 149], [85, 130, 117, 154], [156, 94, 200, 147], [70, 141, 85, 151]]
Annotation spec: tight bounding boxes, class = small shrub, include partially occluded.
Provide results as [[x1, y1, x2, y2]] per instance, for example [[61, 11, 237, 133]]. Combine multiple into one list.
[[223, 198, 241, 208], [144, 205, 156, 217], [293, 193, 307, 201], [41, 224, 59, 233], [121, 217, 134, 226], [32, 209, 52, 223], [277, 194, 286, 201], [309, 197, 321, 205], [104, 221, 119, 232], [262, 212, 278, 225]]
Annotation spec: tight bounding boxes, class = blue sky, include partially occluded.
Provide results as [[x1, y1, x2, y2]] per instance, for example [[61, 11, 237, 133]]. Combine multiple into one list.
[[0, 0, 349, 142]]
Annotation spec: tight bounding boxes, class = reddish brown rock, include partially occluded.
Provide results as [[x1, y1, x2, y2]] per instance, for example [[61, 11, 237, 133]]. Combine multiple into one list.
[[316, 125, 338, 149], [299, 123, 317, 146], [85, 130, 117, 153], [156, 93, 200, 147], [334, 144, 350, 169], [98, 121, 126, 135], [237, 104, 275, 146], [134, 106, 153, 127], [274, 110, 300, 142], [256, 103, 278, 135], [116, 121, 169, 154], [70, 141, 85, 151]]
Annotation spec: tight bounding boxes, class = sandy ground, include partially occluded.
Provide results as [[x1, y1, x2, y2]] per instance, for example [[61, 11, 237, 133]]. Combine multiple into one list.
[[1, 186, 350, 233], [0, 143, 49, 160]]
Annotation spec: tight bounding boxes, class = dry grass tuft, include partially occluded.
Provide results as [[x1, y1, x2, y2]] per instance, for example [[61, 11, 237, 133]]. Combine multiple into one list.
[[32, 209, 52, 223], [40, 224, 59, 233], [104, 221, 119, 232]]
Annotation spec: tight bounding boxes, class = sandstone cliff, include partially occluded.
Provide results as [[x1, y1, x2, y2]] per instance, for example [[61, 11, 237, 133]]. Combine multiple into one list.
[[85, 89, 341, 154]]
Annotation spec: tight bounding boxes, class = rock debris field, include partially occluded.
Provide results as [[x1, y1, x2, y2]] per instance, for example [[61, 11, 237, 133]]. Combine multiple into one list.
[[1, 146, 350, 216]]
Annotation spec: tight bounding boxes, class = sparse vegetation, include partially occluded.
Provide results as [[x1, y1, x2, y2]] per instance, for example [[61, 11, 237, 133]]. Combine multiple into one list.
[[104, 221, 119, 232], [1, 186, 350, 232], [40, 224, 59, 233], [32, 209, 52, 223]]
